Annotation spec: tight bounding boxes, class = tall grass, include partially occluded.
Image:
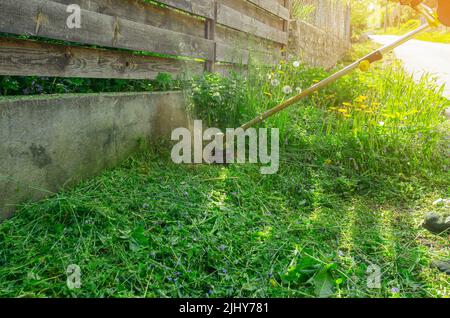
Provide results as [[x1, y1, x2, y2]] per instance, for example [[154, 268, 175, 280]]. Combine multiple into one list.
[[188, 52, 449, 176]]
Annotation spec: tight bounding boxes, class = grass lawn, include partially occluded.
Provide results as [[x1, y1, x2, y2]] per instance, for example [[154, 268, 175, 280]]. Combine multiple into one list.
[[0, 43, 449, 298], [0, 147, 448, 298]]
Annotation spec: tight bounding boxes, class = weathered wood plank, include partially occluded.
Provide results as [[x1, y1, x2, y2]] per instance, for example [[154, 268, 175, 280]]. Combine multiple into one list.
[[216, 3, 288, 44], [53, 0, 206, 38], [219, 0, 284, 30], [0, 0, 214, 60], [216, 42, 279, 65], [155, 0, 214, 19], [214, 63, 246, 77], [0, 37, 203, 79], [246, 0, 290, 21], [216, 23, 283, 55]]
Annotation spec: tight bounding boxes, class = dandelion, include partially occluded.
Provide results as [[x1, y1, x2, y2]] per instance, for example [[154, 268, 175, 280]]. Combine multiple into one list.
[[342, 102, 352, 107], [324, 159, 333, 165], [355, 95, 367, 103], [271, 79, 280, 87], [295, 87, 302, 93], [282, 85, 292, 94], [337, 108, 348, 113], [293, 61, 300, 68]]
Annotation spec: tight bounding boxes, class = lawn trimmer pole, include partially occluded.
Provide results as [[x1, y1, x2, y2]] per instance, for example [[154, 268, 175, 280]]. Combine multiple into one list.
[[239, 4, 437, 131]]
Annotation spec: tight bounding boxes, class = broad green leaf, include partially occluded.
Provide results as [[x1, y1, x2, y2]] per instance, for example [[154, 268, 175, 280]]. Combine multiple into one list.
[[314, 269, 335, 298]]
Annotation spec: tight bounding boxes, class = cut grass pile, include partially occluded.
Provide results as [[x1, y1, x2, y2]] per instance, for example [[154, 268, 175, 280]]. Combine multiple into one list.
[[0, 146, 448, 298]]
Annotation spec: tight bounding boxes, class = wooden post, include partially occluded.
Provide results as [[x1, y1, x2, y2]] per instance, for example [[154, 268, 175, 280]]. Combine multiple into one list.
[[205, 1, 217, 72], [283, 0, 291, 59]]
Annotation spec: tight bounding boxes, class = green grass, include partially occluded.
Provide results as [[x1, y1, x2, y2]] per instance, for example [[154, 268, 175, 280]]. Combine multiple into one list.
[[376, 20, 450, 44], [0, 146, 448, 298], [0, 42, 449, 298]]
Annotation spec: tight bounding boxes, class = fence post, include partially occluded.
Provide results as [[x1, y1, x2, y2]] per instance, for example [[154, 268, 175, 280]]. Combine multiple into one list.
[[283, 0, 291, 58], [205, 1, 217, 72]]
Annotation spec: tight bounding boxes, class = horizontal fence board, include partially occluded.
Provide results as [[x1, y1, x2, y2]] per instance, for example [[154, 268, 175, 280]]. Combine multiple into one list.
[[214, 63, 246, 77], [155, 0, 214, 19], [216, 42, 249, 65], [216, 3, 288, 44], [216, 23, 283, 57], [53, 0, 206, 38], [247, 0, 289, 20], [219, 0, 284, 30], [0, 37, 203, 79], [216, 42, 278, 65], [0, 0, 214, 60]]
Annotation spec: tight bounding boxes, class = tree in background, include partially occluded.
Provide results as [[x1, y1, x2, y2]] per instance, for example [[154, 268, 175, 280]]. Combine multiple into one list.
[[349, 0, 376, 41]]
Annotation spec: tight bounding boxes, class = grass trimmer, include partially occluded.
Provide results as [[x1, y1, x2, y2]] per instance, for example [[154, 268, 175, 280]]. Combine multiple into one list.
[[239, 1, 448, 131]]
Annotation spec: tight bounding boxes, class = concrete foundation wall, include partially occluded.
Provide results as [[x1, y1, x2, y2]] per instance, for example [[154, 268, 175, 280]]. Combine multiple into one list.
[[0, 91, 189, 219]]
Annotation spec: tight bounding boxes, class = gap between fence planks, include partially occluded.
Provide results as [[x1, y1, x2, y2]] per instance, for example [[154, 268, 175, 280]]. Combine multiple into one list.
[[0, 37, 204, 79]]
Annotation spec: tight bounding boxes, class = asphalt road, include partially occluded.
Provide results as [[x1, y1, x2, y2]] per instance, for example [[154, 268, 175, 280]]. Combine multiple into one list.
[[369, 35, 450, 100]]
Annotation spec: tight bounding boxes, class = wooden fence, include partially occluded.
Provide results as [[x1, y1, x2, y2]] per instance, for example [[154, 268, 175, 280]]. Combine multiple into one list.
[[294, 0, 350, 43], [0, 0, 291, 80]]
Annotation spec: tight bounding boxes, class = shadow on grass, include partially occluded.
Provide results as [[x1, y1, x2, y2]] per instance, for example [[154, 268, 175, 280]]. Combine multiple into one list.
[[0, 147, 447, 298]]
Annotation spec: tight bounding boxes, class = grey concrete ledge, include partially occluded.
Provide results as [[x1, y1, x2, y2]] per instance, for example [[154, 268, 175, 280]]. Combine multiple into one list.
[[0, 91, 189, 219]]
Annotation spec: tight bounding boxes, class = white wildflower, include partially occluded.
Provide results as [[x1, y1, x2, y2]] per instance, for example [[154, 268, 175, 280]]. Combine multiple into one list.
[[282, 85, 293, 94], [293, 61, 300, 68], [271, 79, 280, 87], [378, 121, 385, 126], [295, 87, 302, 93]]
